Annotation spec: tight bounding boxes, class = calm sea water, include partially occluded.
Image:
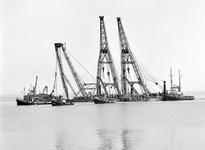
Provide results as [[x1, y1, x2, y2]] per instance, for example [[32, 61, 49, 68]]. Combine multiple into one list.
[[1, 91, 205, 150]]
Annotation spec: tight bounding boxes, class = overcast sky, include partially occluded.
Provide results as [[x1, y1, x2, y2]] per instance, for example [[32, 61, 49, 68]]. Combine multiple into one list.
[[1, 0, 205, 95]]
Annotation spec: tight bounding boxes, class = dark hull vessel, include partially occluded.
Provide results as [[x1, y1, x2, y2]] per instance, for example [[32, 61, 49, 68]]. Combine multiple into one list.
[[17, 76, 53, 106], [16, 94, 53, 106], [93, 97, 116, 104], [16, 98, 34, 106], [162, 94, 194, 101], [162, 71, 195, 101]]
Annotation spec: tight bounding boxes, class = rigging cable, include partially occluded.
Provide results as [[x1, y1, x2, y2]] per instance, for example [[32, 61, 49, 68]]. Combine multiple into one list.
[[66, 49, 96, 82], [132, 52, 162, 90]]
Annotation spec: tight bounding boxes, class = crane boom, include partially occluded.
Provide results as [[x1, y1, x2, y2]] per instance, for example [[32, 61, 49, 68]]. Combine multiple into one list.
[[54, 43, 69, 99], [96, 16, 121, 98], [64, 74, 77, 97], [116, 17, 151, 96], [60, 44, 87, 97], [33, 76, 38, 96]]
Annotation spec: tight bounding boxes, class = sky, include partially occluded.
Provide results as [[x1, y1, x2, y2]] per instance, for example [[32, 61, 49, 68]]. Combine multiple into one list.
[[1, 0, 205, 95]]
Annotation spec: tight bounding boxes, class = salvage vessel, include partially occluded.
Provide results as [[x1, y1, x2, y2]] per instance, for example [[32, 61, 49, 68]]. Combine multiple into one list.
[[16, 76, 52, 106], [162, 69, 194, 101]]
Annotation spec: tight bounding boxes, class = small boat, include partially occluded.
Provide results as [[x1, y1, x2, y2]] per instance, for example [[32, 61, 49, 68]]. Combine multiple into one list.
[[51, 96, 74, 106], [93, 96, 116, 104], [162, 69, 195, 101], [16, 97, 34, 105]]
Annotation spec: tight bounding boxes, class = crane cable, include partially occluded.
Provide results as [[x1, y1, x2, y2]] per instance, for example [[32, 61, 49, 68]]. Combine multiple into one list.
[[132, 53, 162, 90], [66, 49, 96, 82]]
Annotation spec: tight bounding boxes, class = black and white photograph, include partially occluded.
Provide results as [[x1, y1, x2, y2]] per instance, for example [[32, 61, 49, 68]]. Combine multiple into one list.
[[1, 0, 205, 149]]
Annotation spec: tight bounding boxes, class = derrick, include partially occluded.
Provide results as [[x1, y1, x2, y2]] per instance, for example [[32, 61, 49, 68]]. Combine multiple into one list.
[[55, 43, 90, 98], [96, 16, 121, 99], [54, 43, 69, 99], [54, 43, 96, 100], [116, 17, 151, 98], [60, 44, 87, 97]]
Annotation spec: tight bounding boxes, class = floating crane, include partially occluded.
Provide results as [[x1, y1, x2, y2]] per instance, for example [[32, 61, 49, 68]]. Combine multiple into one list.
[[96, 16, 121, 99], [116, 17, 161, 100], [60, 43, 87, 97], [54, 43, 96, 100]]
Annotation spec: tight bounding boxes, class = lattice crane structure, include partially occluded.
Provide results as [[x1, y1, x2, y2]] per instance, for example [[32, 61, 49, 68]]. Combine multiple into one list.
[[96, 16, 121, 99], [54, 43, 95, 99], [117, 17, 155, 99], [54, 43, 70, 99]]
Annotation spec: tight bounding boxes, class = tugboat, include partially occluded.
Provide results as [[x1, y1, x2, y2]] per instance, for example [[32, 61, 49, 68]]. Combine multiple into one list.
[[16, 93, 53, 106], [16, 96, 34, 105], [16, 76, 53, 106], [162, 69, 195, 101]]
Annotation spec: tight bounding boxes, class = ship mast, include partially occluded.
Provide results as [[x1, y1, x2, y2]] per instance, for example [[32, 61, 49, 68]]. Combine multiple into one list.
[[170, 68, 173, 93], [96, 16, 121, 98], [179, 70, 181, 92], [170, 68, 174, 93], [116, 17, 151, 97]]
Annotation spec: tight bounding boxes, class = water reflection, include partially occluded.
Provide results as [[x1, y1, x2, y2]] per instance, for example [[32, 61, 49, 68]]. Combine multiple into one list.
[[54, 129, 99, 150], [122, 129, 148, 150], [97, 129, 146, 150], [97, 128, 183, 150], [121, 129, 131, 150], [163, 129, 182, 149], [97, 129, 116, 150], [55, 131, 69, 150], [51, 124, 198, 150]]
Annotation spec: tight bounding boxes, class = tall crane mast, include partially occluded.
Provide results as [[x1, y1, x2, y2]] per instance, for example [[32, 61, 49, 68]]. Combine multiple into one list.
[[54, 43, 69, 99], [96, 16, 121, 98], [116, 17, 151, 96], [33, 76, 38, 96], [60, 44, 87, 97]]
